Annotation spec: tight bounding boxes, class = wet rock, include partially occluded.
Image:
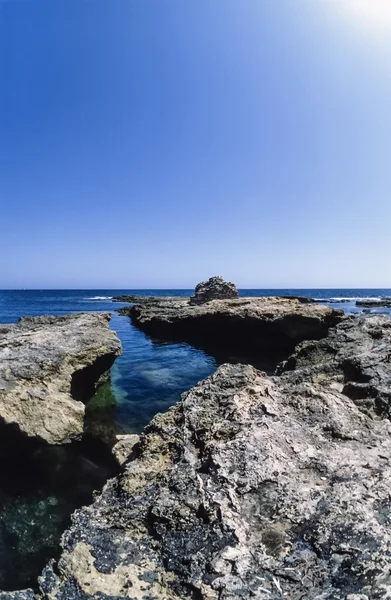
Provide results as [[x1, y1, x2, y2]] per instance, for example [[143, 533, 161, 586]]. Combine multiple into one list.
[[39, 335, 391, 598], [190, 276, 238, 305], [0, 313, 122, 445]]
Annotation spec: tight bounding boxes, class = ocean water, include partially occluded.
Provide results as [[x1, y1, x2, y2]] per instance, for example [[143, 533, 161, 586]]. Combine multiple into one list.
[[0, 287, 390, 590]]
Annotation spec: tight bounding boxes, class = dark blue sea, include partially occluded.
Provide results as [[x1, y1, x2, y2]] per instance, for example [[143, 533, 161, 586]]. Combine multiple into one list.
[[1, 288, 391, 434]]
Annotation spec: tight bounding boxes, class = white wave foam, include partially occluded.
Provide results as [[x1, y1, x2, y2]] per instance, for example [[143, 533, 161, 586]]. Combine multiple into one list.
[[86, 296, 113, 300], [316, 296, 384, 303]]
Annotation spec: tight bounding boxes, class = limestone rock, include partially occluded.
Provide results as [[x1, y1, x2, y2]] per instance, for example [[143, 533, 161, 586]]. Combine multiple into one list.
[[39, 324, 391, 598], [0, 313, 122, 445], [125, 296, 344, 364], [278, 314, 391, 418], [190, 276, 238, 305], [112, 434, 140, 466]]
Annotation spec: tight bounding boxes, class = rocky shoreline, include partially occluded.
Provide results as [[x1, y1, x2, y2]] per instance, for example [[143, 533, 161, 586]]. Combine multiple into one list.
[[37, 315, 391, 600], [0, 313, 122, 594], [1, 281, 391, 599], [120, 295, 344, 370]]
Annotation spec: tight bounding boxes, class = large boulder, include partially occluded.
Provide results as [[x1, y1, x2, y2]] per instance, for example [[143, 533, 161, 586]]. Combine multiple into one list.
[[38, 315, 391, 599], [0, 313, 122, 445], [190, 276, 239, 305]]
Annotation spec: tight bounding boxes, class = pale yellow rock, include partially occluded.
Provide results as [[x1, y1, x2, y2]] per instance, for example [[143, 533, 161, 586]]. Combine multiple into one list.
[[0, 313, 121, 444]]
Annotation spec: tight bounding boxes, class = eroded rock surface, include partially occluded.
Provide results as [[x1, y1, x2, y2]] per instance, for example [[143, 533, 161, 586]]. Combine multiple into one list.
[[125, 296, 343, 365], [0, 313, 122, 445], [37, 315, 391, 599], [190, 276, 239, 305], [279, 314, 391, 418], [112, 434, 140, 466]]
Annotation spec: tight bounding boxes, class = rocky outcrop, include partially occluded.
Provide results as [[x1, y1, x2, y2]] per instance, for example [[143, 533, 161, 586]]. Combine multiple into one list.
[[356, 299, 391, 308], [0, 313, 122, 445], [190, 276, 238, 305], [125, 296, 344, 367], [278, 314, 391, 418], [37, 315, 391, 599]]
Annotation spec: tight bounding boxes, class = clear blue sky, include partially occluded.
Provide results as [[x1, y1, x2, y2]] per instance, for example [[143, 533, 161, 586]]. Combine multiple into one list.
[[1, 0, 390, 289]]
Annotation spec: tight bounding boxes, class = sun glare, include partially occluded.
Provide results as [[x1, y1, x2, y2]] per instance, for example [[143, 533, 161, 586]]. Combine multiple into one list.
[[334, 0, 391, 33]]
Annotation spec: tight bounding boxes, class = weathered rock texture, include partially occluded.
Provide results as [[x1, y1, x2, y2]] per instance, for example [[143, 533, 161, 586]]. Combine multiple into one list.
[[112, 434, 140, 466], [0, 591, 35, 599], [279, 314, 391, 418], [190, 276, 238, 305], [0, 313, 121, 445], [125, 296, 344, 366], [37, 315, 391, 599]]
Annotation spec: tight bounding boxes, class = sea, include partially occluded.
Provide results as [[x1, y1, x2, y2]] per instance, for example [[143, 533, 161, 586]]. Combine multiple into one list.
[[0, 287, 390, 590]]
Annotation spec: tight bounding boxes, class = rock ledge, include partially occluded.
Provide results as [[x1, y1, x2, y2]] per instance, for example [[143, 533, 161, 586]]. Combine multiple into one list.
[[0, 313, 122, 445]]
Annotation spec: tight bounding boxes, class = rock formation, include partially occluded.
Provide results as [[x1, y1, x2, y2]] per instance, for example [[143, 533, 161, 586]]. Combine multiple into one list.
[[278, 314, 391, 418], [124, 296, 344, 366], [36, 314, 391, 599], [190, 276, 239, 305], [356, 299, 391, 308], [3, 303, 391, 599], [0, 313, 122, 446]]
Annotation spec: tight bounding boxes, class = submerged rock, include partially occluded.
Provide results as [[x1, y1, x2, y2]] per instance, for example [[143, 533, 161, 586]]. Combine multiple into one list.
[[38, 312, 391, 598], [0, 313, 122, 445], [190, 276, 238, 305]]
